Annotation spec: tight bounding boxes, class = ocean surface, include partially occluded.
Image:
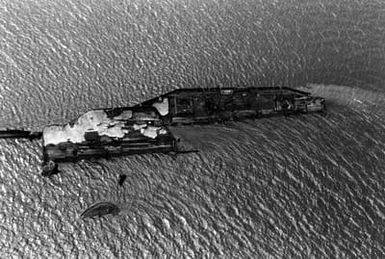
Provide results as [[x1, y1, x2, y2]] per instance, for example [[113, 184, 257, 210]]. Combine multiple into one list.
[[0, 0, 384, 258]]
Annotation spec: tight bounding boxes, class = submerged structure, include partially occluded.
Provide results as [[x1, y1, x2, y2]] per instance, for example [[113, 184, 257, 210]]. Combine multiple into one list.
[[0, 87, 326, 176]]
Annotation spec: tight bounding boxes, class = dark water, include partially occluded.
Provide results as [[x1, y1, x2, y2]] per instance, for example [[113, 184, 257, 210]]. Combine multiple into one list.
[[0, 0, 384, 258]]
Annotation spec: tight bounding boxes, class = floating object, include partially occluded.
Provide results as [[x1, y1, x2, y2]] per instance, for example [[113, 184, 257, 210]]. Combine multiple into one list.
[[41, 160, 59, 177], [118, 174, 127, 186], [80, 202, 120, 219]]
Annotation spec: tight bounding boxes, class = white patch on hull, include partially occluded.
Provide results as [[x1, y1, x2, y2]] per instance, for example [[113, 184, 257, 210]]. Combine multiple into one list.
[[152, 98, 169, 116], [43, 109, 166, 146]]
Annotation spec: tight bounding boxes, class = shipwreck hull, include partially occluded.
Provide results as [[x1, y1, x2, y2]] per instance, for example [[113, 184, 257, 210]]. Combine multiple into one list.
[[41, 87, 326, 164], [139, 87, 326, 125]]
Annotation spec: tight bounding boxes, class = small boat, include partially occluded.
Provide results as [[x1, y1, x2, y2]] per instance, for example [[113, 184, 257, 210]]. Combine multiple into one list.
[[80, 202, 120, 219]]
